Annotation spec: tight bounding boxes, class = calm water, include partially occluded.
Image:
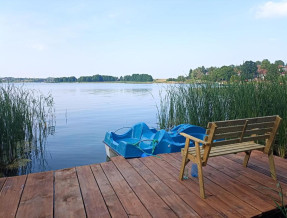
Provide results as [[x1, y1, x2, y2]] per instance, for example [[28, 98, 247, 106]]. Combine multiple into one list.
[[18, 82, 167, 173]]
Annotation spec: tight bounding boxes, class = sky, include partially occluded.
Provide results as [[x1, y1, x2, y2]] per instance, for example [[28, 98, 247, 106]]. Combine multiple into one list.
[[0, 0, 287, 79]]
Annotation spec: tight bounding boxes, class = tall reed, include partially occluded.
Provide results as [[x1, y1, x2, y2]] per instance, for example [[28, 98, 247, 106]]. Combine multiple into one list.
[[0, 84, 55, 172], [158, 80, 287, 157]]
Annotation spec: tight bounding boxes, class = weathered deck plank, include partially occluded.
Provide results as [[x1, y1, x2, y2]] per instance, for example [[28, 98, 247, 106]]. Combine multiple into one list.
[[207, 156, 286, 201], [170, 152, 276, 212], [142, 155, 253, 217], [54, 168, 86, 218], [90, 164, 127, 218], [164, 153, 261, 217], [112, 156, 178, 218], [128, 158, 221, 217], [0, 177, 6, 191], [16, 171, 53, 218], [240, 151, 287, 176], [0, 151, 286, 218], [225, 153, 287, 183], [0, 175, 27, 218], [76, 165, 110, 218], [101, 161, 151, 217]]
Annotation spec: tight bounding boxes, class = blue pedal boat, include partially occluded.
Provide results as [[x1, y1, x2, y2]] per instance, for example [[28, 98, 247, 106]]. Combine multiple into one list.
[[104, 122, 206, 158]]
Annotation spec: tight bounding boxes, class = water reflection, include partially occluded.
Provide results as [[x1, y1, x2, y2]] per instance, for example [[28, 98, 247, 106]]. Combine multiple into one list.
[[3, 83, 170, 175], [83, 88, 152, 97]]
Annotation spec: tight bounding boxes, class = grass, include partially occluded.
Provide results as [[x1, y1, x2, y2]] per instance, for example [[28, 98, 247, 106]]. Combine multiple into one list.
[[158, 80, 287, 157], [0, 83, 55, 174]]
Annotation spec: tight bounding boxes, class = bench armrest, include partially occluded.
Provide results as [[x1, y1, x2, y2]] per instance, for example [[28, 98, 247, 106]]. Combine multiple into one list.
[[180, 133, 207, 145]]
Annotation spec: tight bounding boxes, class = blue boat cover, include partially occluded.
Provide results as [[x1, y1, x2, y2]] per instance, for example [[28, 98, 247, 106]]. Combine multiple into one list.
[[104, 122, 206, 158]]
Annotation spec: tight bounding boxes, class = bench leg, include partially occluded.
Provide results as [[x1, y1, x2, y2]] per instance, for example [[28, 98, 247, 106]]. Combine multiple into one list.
[[243, 151, 251, 167], [268, 153, 277, 180], [179, 158, 189, 180], [194, 141, 205, 199], [197, 160, 205, 199], [179, 138, 190, 180]]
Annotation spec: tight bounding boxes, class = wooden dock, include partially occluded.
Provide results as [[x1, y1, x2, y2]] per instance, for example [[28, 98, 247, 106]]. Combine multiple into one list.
[[0, 150, 286, 217]]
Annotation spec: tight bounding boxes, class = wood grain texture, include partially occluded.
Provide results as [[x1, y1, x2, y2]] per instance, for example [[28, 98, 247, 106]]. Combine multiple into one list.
[[128, 158, 213, 217], [112, 156, 177, 218], [252, 150, 287, 170], [142, 155, 248, 217], [225, 153, 287, 184], [207, 156, 285, 201], [90, 164, 127, 218], [234, 152, 287, 181], [0, 149, 286, 218], [172, 152, 278, 212], [101, 161, 151, 217], [16, 171, 53, 218], [76, 165, 110, 218], [54, 168, 85, 218], [201, 166, 275, 212], [0, 175, 27, 218], [167, 152, 262, 217], [0, 177, 6, 191]]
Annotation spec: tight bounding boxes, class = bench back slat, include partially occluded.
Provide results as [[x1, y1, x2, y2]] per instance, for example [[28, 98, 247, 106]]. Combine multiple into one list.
[[244, 128, 273, 136], [212, 138, 240, 147], [207, 116, 277, 128], [207, 125, 243, 134], [245, 122, 274, 130], [205, 115, 278, 147], [213, 131, 242, 140], [241, 134, 270, 142]]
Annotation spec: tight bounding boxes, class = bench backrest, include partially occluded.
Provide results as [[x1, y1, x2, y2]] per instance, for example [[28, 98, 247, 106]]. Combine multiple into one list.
[[202, 116, 281, 162]]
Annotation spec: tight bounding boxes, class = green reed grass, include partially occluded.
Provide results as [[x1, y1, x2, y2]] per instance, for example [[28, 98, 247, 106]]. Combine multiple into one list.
[[0, 84, 55, 169], [158, 80, 287, 158]]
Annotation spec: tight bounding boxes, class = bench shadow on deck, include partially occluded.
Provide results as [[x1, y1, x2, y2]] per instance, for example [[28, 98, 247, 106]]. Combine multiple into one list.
[[0, 150, 286, 217]]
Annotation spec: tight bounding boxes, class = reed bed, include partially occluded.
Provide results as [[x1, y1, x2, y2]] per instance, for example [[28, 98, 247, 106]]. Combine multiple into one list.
[[0, 84, 55, 173], [158, 80, 287, 157]]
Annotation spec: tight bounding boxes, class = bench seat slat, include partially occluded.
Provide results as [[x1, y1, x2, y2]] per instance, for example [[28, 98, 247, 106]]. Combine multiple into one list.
[[185, 142, 263, 154], [209, 145, 264, 157], [183, 142, 265, 158]]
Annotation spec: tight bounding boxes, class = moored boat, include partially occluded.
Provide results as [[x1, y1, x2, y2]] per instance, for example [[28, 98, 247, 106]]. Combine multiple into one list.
[[104, 122, 206, 158]]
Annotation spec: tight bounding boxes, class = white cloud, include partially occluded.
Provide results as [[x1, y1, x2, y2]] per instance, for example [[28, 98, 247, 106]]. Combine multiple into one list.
[[256, 1, 287, 18]]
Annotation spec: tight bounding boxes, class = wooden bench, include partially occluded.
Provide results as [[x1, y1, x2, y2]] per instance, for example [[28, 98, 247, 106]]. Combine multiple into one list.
[[179, 115, 282, 199]]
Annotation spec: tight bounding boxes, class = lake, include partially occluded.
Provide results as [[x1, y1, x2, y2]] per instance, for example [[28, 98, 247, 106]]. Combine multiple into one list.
[[14, 82, 169, 174]]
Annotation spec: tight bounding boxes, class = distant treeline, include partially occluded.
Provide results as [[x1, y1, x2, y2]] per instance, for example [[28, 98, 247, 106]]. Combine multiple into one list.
[[53, 74, 153, 83], [119, 74, 153, 82], [170, 59, 287, 83]]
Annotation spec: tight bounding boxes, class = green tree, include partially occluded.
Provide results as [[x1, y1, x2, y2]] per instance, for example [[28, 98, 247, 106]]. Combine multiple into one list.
[[122, 74, 153, 82], [191, 66, 206, 80], [274, 60, 285, 67], [68, 76, 77, 82], [216, 66, 236, 81], [256, 61, 262, 65], [206, 67, 218, 82], [241, 61, 257, 81], [265, 64, 279, 81], [230, 74, 240, 83], [177, 75, 186, 82], [261, 59, 271, 69], [188, 69, 193, 79]]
